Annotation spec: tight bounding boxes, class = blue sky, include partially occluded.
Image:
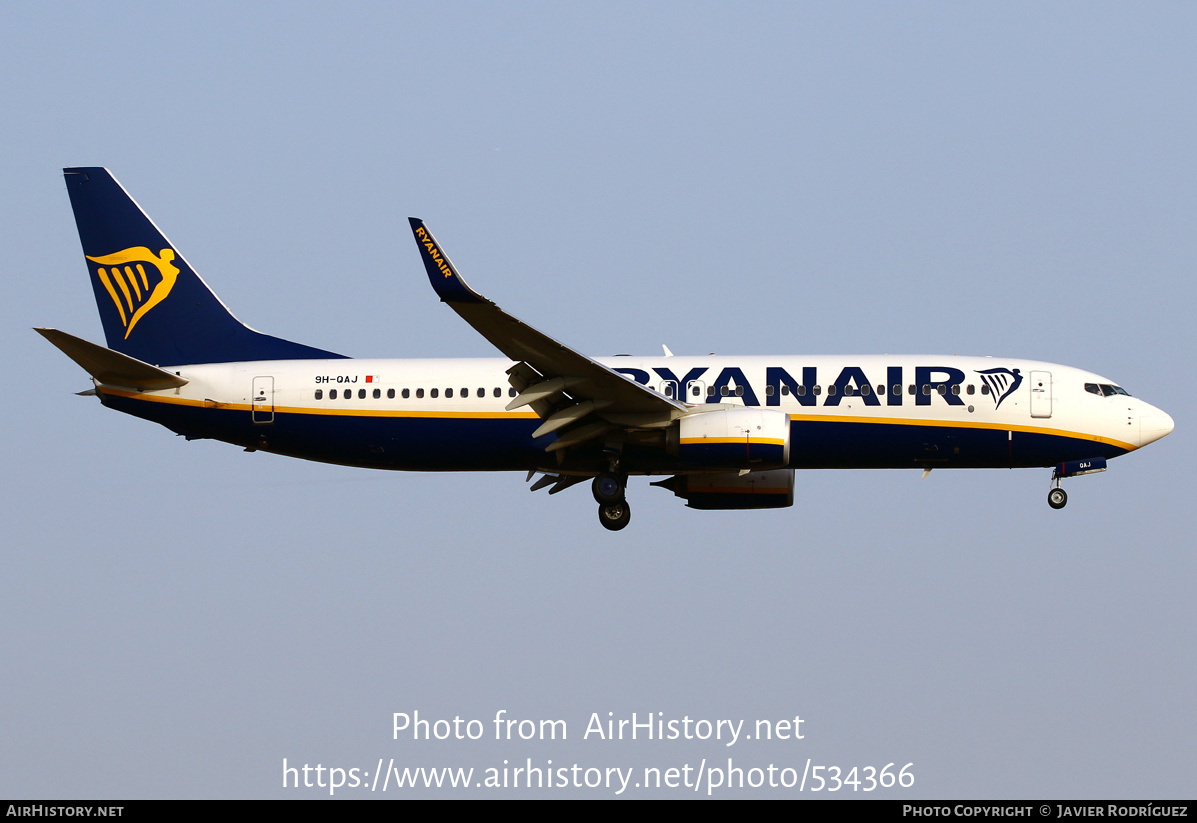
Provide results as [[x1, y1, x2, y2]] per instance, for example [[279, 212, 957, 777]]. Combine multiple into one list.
[[2, 2, 1194, 798]]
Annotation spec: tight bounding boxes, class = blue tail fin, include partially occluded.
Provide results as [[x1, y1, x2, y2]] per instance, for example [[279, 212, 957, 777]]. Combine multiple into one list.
[[63, 167, 346, 365]]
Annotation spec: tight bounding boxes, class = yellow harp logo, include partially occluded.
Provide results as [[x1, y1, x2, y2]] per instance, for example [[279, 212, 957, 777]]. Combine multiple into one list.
[[86, 247, 180, 339]]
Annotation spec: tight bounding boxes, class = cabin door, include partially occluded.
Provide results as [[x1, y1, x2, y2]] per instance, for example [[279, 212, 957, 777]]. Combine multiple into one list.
[[1029, 371, 1052, 419]]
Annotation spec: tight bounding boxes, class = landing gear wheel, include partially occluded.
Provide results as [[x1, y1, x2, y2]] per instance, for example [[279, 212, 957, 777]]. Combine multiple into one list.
[[598, 501, 631, 531], [1048, 488, 1068, 509], [592, 472, 625, 505]]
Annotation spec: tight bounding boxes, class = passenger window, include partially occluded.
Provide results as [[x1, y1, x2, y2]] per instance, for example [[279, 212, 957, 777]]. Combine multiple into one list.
[[387, 388, 395, 399], [446, 388, 454, 398], [477, 388, 485, 397], [967, 384, 975, 395], [981, 385, 990, 395], [735, 386, 743, 397], [494, 387, 501, 398], [908, 385, 915, 395], [692, 385, 701, 397], [461, 388, 469, 397], [813, 385, 821, 396], [893, 384, 901, 396], [509, 388, 517, 397], [315, 389, 323, 400], [951, 385, 960, 396], [797, 385, 806, 396], [922, 385, 931, 395], [765, 385, 775, 397], [431, 388, 439, 398], [707, 386, 715, 397], [861, 384, 872, 396], [373, 388, 381, 399], [358, 389, 366, 399], [330, 389, 338, 399], [780, 385, 789, 396], [416, 388, 424, 398], [402, 388, 410, 399], [827, 384, 837, 396], [720, 385, 729, 396]]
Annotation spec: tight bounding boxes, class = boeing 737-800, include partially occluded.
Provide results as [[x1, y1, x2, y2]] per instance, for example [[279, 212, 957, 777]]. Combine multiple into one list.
[[39, 168, 1174, 531]]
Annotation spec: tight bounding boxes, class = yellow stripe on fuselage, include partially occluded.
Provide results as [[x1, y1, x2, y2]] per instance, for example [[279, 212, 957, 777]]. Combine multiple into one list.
[[679, 437, 787, 446]]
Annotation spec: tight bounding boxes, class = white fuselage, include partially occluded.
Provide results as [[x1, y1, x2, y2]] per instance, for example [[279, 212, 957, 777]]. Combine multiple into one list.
[[96, 353, 1173, 474]]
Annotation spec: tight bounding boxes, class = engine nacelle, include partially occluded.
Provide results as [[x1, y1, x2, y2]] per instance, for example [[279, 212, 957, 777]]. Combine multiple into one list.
[[669, 408, 791, 470], [654, 470, 795, 510]]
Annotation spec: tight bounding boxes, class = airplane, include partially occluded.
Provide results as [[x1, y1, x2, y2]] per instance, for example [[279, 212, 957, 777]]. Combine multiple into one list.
[[39, 167, 1174, 531]]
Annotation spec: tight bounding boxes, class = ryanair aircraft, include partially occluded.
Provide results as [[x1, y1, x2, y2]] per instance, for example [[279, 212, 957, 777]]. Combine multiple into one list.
[[40, 168, 1174, 531]]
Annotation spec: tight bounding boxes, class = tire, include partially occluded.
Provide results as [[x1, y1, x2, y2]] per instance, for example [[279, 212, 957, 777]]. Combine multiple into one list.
[[598, 501, 631, 531], [1048, 488, 1068, 509], [592, 472, 625, 505]]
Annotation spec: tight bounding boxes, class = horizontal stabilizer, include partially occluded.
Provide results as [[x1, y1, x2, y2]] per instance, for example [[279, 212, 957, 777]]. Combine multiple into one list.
[[35, 328, 188, 390]]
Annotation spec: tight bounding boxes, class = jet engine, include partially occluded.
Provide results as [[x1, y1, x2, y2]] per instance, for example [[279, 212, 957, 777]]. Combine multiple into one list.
[[652, 469, 795, 510]]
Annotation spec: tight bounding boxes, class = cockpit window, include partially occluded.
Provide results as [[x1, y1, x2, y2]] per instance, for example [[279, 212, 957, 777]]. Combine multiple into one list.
[[1088, 382, 1132, 398]]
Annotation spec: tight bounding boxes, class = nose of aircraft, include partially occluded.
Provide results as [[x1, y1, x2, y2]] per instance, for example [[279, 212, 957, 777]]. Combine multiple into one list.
[[1140, 403, 1175, 446]]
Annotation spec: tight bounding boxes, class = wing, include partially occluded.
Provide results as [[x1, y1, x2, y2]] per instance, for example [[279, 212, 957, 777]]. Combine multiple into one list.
[[409, 218, 685, 453]]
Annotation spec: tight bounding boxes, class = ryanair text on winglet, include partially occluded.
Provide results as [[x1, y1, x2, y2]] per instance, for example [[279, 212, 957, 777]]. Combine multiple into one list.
[[414, 226, 454, 278]]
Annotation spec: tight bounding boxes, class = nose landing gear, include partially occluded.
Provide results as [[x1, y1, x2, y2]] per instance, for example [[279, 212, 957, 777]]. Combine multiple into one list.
[[1048, 464, 1069, 509], [1046, 457, 1107, 509]]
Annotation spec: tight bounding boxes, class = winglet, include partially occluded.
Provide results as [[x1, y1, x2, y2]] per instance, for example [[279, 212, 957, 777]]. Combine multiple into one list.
[[408, 218, 486, 305]]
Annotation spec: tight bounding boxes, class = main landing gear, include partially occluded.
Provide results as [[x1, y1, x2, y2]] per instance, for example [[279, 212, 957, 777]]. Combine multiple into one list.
[[598, 499, 631, 531], [593, 472, 630, 531]]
